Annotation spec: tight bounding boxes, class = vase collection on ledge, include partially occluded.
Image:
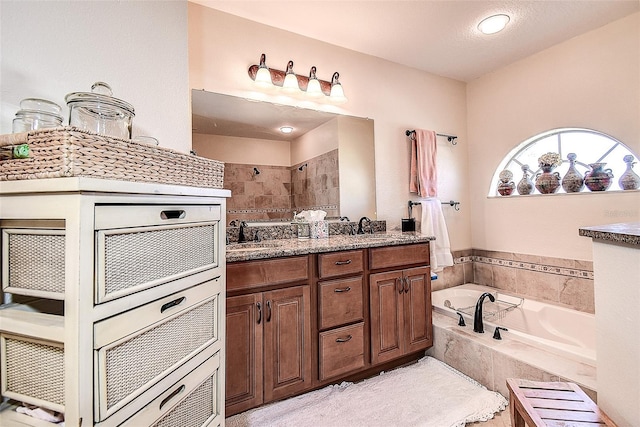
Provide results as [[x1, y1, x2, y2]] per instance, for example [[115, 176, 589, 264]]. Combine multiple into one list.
[[497, 152, 640, 196]]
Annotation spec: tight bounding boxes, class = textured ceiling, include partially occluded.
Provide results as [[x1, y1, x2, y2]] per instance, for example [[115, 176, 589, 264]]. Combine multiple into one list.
[[192, 0, 639, 82]]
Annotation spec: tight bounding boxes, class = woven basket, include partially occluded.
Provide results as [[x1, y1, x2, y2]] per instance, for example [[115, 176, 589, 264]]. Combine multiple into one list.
[[0, 127, 224, 188]]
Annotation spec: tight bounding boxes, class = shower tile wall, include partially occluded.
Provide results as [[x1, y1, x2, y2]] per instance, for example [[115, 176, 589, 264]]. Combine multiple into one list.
[[433, 249, 595, 314], [291, 150, 339, 217], [225, 150, 340, 223]]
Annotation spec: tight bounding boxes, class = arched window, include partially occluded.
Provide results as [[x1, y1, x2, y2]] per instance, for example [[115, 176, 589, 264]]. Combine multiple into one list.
[[489, 128, 638, 196]]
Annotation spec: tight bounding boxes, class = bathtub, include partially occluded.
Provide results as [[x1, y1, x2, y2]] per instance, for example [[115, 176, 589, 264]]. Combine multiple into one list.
[[432, 284, 596, 366]]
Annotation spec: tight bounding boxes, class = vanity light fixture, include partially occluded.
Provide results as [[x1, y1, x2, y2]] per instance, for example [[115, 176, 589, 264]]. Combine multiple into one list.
[[248, 53, 347, 103], [478, 14, 510, 35], [280, 126, 294, 134]]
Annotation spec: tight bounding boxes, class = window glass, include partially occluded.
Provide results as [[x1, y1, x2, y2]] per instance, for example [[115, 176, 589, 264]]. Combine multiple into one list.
[[489, 128, 638, 196]]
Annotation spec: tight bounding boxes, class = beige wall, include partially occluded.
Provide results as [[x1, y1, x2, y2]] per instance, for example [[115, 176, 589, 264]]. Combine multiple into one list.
[[467, 13, 640, 261], [291, 118, 339, 165], [188, 4, 471, 251], [1, 1, 191, 153], [193, 133, 291, 166]]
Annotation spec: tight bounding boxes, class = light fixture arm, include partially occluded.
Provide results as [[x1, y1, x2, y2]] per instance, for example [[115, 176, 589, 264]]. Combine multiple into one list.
[[248, 62, 334, 96]]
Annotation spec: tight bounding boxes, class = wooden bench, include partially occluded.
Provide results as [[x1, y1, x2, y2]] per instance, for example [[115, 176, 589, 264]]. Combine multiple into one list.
[[506, 379, 618, 426]]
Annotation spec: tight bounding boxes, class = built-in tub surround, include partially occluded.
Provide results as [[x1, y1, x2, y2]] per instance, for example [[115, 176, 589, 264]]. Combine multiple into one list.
[[432, 284, 596, 366], [427, 311, 597, 402]]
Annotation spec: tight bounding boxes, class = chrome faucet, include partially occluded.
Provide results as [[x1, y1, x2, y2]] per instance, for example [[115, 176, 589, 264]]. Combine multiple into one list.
[[238, 221, 248, 243], [357, 216, 371, 234], [473, 292, 495, 333]]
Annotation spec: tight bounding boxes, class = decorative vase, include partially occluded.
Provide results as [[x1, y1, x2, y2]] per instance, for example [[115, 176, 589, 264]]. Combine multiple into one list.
[[561, 153, 584, 193], [584, 163, 614, 191], [517, 165, 534, 195], [497, 170, 515, 196], [618, 155, 640, 190], [535, 165, 561, 194]]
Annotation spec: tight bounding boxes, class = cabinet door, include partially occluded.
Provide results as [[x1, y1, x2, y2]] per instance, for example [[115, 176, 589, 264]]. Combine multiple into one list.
[[263, 285, 312, 403], [369, 270, 404, 365], [225, 294, 263, 416], [403, 266, 432, 354]]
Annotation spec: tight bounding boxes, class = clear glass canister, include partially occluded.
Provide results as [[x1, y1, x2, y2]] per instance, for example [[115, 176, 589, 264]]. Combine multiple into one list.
[[65, 82, 135, 139], [12, 98, 64, 133]]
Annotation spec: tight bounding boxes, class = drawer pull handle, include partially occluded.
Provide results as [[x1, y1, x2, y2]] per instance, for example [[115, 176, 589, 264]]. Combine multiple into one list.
[[334, 287, 351, 293], [160, 210, 186, 220], [257, 302, 262, 324], [160, 296, 186, 313], [159, 384, 186, 410], [336, 335, 352, 343], [335, 259, 352, 266], [266, 300, 272, 322]]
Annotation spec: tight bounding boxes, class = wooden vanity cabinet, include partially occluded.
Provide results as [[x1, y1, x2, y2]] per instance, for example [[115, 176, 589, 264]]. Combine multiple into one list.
[[369, 244, 432, 365], [317, 250, 366, 381], [225, 257, 312, 417]]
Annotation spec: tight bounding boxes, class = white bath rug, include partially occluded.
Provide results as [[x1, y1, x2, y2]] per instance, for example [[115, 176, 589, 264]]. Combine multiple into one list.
[[226, 356, 508, 427]]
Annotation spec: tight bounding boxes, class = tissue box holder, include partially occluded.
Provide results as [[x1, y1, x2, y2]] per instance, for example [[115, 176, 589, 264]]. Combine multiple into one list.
[[309, 220, 329, 239]]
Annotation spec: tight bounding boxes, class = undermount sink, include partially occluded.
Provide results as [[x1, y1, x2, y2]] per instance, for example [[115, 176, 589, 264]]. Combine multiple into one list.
[[226, 242, 281, 252]]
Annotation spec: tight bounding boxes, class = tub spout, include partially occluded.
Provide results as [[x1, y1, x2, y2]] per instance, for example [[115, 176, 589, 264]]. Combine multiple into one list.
[[473, 292, 495, 333]]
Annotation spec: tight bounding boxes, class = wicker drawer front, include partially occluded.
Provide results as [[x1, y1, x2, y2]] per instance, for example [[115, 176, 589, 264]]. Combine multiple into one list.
[[121, 351, 221, 427], [318, 276, 364, 330], [1, 333, 64, 413], [1, 229, 65, 299], [95, 296, 219, 421], [96, 220, 219, 303], [318, 250, 364, 279], [318, 322, 365, 381]]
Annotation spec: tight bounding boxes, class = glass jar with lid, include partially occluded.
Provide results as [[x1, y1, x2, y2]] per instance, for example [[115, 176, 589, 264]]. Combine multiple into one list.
[[65, 82, 135, 139], [12, 98, 64, 133]]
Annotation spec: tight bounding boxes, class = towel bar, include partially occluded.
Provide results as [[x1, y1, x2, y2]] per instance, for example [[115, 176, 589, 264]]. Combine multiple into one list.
[[409, 200, 460, 211]]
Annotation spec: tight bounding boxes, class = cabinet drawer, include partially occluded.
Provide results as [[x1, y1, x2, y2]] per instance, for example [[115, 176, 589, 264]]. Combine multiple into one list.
[[369, 244, 429, 270], [1, 228, 65, 299], [227, 256, 308, 292], [318, 323, 365, 381], [0, 333, 64, 413], [120, 351, 221, 427], [94, 292, 220, 421], [318, 276, 364, 330], [318, 250, 364, 279], [95, 205, 221, 303]]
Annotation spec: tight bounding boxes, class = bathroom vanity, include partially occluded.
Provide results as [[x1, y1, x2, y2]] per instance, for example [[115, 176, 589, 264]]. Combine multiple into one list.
[[224, 233, 434, 416], [0, 178, 230, 427]]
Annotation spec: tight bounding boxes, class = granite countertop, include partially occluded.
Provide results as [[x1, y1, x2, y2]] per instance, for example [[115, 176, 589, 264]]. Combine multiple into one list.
[[226, 232, 434, 262], [579, 222, 640, 246]]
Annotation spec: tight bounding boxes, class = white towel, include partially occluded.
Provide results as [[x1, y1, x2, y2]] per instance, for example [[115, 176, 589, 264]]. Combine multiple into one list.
[[420, 199, 454, 273]]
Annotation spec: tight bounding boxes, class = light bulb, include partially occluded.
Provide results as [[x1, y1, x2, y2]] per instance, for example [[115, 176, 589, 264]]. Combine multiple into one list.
[[254, 53, 272, 88], [478, 14, 510, 35], [329, 72, 347, 103], [306, 66, 323, 97], [282, 60, 299, 93]]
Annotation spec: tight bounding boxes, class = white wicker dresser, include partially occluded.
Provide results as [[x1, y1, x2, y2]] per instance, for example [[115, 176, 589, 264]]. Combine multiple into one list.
[[0, 177, 229, 427]]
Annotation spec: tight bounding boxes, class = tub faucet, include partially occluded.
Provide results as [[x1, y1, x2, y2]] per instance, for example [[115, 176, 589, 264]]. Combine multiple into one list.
[[473, 292, 495, 333]]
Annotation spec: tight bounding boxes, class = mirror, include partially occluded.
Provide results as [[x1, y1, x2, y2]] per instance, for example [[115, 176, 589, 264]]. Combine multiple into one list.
[[191, 90, 376, 223]]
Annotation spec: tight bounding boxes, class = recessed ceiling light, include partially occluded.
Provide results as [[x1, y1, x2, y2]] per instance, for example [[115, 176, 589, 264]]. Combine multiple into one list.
[[478, 14, 510, 35], [280, 126, 294, 134]]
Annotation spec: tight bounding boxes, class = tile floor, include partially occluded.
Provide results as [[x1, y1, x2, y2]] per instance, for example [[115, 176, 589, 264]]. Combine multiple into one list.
[[468, 409, 511, 426]]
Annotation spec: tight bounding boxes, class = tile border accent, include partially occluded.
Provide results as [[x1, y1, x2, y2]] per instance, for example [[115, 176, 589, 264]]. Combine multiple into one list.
[[473, 255, 594, 280]]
